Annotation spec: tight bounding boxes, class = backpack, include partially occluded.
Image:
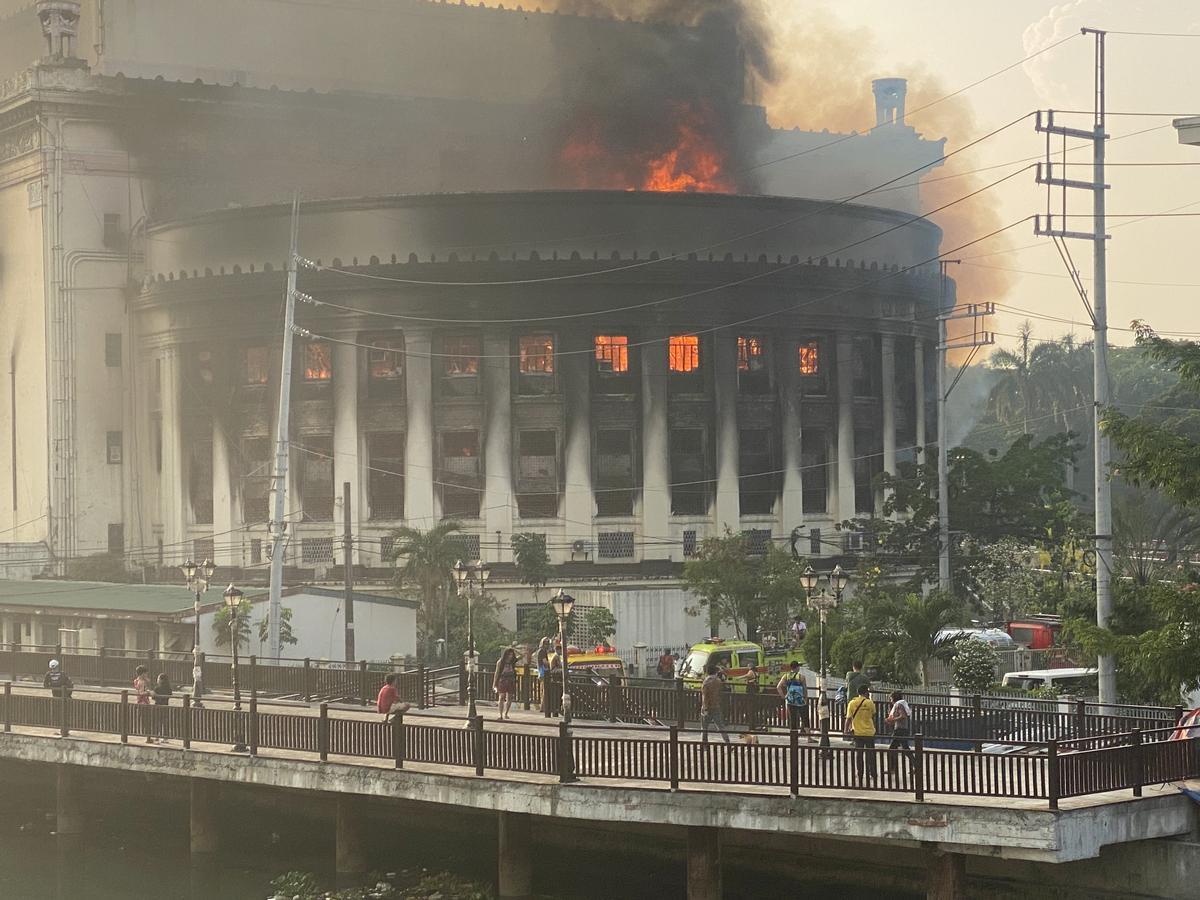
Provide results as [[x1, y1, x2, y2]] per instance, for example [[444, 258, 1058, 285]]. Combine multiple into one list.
[[785, 673, 806, 707], [834, 684, 848, 704]]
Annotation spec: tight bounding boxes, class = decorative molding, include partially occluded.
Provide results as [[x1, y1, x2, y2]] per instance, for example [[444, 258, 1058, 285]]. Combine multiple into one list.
[[0, 122, 39, 164], [0, 70, 33, 104]]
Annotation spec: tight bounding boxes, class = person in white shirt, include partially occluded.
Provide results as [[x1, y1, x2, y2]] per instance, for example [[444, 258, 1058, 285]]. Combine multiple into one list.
[[884, 689, 913, 776]]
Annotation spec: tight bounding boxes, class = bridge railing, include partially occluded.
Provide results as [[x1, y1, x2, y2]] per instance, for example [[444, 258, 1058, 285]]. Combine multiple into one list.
[[2, 684, 1195, 809]]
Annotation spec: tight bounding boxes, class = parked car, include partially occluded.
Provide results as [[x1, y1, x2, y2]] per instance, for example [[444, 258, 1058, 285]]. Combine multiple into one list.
[[1000, 667, 1098, 695], [937, 627, 1018, 651]]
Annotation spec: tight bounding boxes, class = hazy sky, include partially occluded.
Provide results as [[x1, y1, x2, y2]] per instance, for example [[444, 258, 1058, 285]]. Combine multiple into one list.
[[780, 0, 1200, 352]]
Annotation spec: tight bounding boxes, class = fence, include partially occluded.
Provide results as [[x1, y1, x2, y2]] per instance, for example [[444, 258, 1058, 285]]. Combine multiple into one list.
[[1, 685, 1195, 809]]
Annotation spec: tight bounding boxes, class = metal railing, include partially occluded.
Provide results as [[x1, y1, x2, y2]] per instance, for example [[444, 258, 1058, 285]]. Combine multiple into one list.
[[0, 685, 1195, 809]]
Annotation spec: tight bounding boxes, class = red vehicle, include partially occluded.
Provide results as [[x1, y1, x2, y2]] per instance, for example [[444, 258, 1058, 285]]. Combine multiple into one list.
[[1006, 615, 1062, 651]]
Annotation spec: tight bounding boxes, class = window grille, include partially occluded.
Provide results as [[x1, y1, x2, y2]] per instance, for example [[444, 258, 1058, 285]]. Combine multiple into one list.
[[598, 531, 635, 559], [301, 537, 334, 565]]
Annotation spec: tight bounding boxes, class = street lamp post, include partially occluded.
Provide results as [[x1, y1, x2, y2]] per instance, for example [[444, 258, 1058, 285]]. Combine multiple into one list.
[[801, 564, 849, 755], [223, 584, 249, 753], [551, 589, 575, 724], [452, 559, 490, 722], [181, 558, 215, 705]]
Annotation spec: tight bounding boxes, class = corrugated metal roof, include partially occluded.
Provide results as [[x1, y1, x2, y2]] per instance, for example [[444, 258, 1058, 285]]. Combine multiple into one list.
[[0, 580, 266, 615]]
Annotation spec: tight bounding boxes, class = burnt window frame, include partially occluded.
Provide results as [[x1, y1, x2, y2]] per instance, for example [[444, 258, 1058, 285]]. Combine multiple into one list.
[[367, 431, 406, 521], [516, 333, 557, 396], [798, 337, 828, 396], [593, 334, 635, 394], [366, 337, 406, 398], [594, 427, 636, 518], [439, 332, 481, 397], [736, 336, 772, 395], [669, 426, 709, 516]]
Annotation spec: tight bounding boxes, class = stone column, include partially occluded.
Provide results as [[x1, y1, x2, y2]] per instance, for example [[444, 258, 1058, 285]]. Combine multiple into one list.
[[212, 423, 236, 566], [928, 850, 966, 900], [497, 811, 533, 899], [835, 334, 856, 524], [404, 327, 436, 526], [915, 339, 927, 452], [561, 331, 593, 539], [686, 826, 721, 900], [189, 780, 220, 861], [779, 340, 804, 529], [335, 795, 368, 887], [881, 333, 897, 480], [483, 331, 514, 556], [160, 348, 187, 553], [640, 330, 670, 559], [713, 335, 740, 531], [333, 342, 360, 562]]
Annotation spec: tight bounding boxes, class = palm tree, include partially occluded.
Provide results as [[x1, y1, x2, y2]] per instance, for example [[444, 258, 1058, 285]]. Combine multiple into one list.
[[389, 521, 463, 655], [878, 591, 964, 687]]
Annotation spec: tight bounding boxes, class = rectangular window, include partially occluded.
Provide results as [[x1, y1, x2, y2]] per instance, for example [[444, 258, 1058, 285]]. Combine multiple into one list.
[[594, 335, 629, 374], [303, 342, 333, 382], [738, 428, 776, 515], [107, 524, 124, 556], [442, 335, 480, 376], [244, 346, 271, 385], [798, 340, 820, 375], [855, 427, 882, 514], [668, 335, 701, 373], [300, 436, 335, 521], [670, 427, 708, 515], [102, 213, 124, 250], [853, 336, 878, 397], [190, 439, 214, 524], [368, 432, 405, 520], [368, 340, 404, 383], [104, 333, 122, 368], [595, 428, 635, 517], [250, 539, 263, 566], [518, 334, 555, 374], [106, 431, 123, 465], [737, 336, 771, 395], [241, 437, 272, 524], [518, 430, 557, 518], [801, 429, 828, 514], [441, 431, 481, 518]]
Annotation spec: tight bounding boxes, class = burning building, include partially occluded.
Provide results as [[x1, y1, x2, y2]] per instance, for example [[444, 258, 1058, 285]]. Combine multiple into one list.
[[0, 1, 948, 643]]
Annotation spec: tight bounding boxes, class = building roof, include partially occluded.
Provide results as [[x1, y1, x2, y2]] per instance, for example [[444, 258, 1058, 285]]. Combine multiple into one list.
[[0, 579, 266, 616]]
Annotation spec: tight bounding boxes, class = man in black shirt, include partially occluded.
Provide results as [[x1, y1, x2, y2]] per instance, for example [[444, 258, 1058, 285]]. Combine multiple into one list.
[[43, 660, 73, 699]]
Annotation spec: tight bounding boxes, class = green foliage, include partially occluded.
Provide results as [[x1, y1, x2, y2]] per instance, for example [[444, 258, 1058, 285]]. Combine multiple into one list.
[[965, 537, 1040, 622], [1102, 323, 1200, 508], [63, 553, 135, 583], [873, 591, 965, 687], [518, 601, 570, 646], [952, 639, 999, 694], [681, 529, 811, 641], [389, 521, 463, 654], [510, 533, 550, 598], [268, 869, 493, 900], [255, 605, 298, 653], [212, 599, 253, 651], [443, 589, 513, 663], [584, 606, 617, 640]]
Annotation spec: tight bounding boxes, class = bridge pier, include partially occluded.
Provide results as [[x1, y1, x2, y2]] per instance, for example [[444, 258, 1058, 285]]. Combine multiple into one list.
[[55, 763, 84, 846], [190, 779, 221, 861], [927, 850, 966, 900], [498, 811, 532, 899], [336, 795, 368, 888], [686, 826, 721, 900]]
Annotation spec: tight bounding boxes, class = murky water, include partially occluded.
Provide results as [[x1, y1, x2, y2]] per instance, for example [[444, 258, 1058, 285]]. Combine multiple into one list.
[[0, 769, 918, 899]]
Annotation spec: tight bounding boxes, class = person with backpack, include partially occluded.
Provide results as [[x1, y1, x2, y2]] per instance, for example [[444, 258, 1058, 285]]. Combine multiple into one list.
[[844, 683, 878, 781], [777, 661, 815, 741], [152, 673, 173, 744], [884, 689, 913, 776], [846, 660, 870, 698], [43, 660, 73, 699]]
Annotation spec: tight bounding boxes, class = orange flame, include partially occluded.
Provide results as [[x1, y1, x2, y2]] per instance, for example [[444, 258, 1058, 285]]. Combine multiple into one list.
[[560, 102, 734, 194]]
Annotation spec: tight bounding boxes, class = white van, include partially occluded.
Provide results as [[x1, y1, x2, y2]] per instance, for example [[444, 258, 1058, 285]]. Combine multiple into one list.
[[1001, 667, 1098, 694]]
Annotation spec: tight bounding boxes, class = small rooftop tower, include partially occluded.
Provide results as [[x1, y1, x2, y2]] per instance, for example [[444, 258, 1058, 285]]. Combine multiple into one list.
[[872, 77, 907, 126], [36, 0, 81, 59]]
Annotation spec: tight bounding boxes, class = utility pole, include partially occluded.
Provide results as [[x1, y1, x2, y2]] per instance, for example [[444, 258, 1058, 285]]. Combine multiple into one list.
[[342, 481, 356, 662], [936, 261, 993, 596], [267, 196, 300, 660], [1035, 28, 1114, 704]]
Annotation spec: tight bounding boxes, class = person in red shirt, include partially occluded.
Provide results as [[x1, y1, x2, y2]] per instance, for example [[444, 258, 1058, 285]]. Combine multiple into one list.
[[376, 673, 409, 722]]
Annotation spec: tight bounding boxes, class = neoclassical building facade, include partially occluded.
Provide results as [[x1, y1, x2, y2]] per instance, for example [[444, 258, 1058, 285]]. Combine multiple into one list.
[[137, 191, 942, 571]]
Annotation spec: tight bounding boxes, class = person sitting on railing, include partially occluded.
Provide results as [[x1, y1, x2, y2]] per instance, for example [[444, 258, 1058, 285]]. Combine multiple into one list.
[[376, 673, 410, 723], [43, 660, 73, 700]]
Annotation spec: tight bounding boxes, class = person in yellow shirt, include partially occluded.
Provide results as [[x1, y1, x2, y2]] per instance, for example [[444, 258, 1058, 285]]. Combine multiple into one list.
[[843, 683, 878, 781]]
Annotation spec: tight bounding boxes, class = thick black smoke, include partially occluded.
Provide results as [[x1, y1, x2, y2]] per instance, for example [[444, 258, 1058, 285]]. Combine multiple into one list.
[[549, 1, 775, 192]]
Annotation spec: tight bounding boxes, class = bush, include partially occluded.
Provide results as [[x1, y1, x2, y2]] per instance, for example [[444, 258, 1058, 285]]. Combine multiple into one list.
[[951, 639, 999, 695]]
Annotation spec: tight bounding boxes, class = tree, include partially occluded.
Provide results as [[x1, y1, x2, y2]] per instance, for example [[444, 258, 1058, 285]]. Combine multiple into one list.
[[682, 529, 810, 641], [518, 601, 573, 647], [1102, 323, 1200, 508], [389, 521, 463, 654], [965, 537, 1040, 623], [952, 639, 999, 694], [583, 607, 617, 642], [212, 599, 253, 652], [873, 591, 964, 687], [511, 533, 550, 600], [256, 606, 298, 655]]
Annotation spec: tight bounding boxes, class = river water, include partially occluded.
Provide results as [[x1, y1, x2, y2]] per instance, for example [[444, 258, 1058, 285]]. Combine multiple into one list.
[[0, 765, 919, 899]]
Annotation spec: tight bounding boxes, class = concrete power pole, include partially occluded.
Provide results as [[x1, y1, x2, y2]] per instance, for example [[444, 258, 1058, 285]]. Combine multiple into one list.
[[267, 196, 301, 660], [1035, 28, 1114, 704], [342, 481, 356, 662]]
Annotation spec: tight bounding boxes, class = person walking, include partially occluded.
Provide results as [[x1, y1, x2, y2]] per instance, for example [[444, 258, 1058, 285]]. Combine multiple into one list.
[[133, 665, 154, 744], [743, 665, 762, 731], [493, 648, 518, 721], [700, 663, 730, 746], [844, 683, 878, 781], [536, 637, 553, 715], [884, 689, 913, 776], [191, 662, 205, 709], [656, 649, 675, 680], [43, 660, 73, 699], [846, 660, 870, 698], [777, 661, 815, 741], [152, 673, 173, 744]]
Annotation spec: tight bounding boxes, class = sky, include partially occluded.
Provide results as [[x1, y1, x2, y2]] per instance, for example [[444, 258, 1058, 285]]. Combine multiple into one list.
[[765, 0, 1200, 353]]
